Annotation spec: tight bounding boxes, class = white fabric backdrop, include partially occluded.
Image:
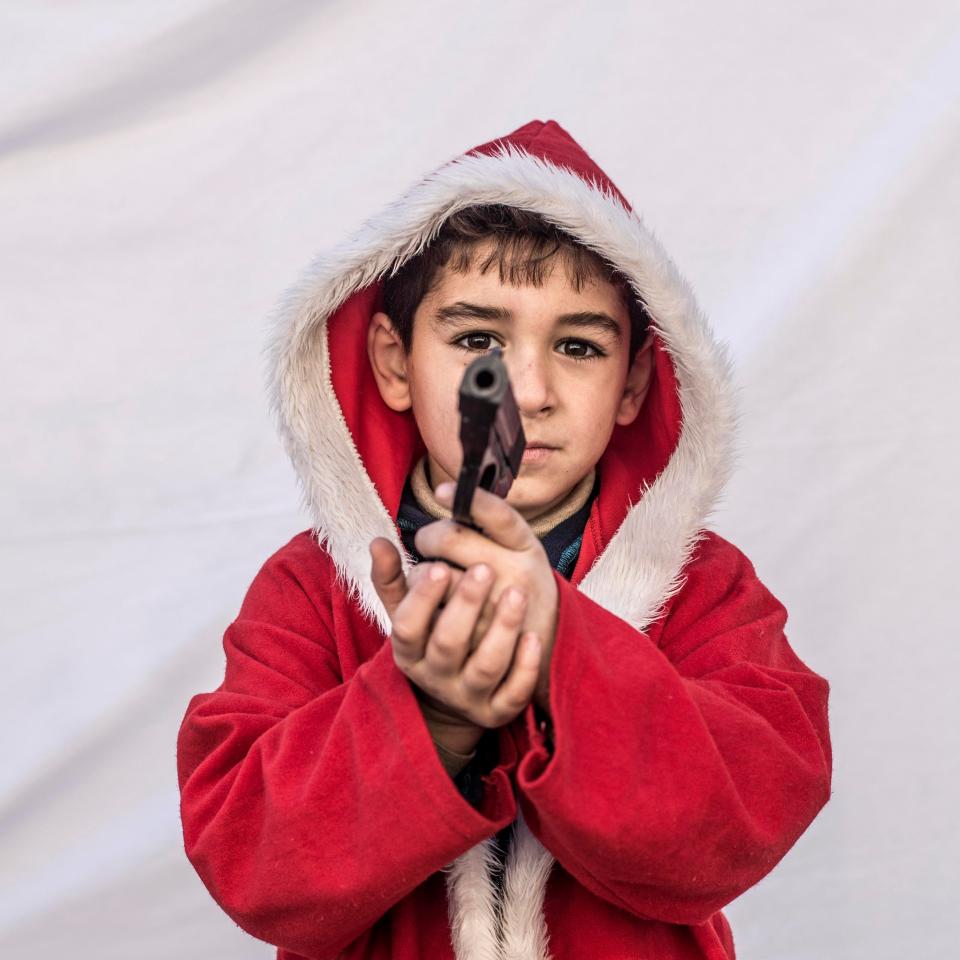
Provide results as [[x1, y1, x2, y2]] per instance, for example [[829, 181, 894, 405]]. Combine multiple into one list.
[[2, 2, 958, 957]]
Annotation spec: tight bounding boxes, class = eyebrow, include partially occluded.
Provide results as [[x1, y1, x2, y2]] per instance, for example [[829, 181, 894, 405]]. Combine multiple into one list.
[[433, 301, 623, 341]]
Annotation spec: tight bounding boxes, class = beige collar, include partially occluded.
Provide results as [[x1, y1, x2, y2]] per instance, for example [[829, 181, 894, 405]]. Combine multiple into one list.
[[410, 456, 595, 539]]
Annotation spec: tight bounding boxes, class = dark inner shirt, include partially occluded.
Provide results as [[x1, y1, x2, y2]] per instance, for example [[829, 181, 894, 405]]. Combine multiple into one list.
[[395, 468, 600, 897]]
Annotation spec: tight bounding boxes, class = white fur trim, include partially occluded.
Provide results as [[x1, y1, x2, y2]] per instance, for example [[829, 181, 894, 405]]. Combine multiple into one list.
[[266, 143, 737, 960], [442, 809, 554, 960], [499, 809, 555, 960], [443, 838, 505, 960]]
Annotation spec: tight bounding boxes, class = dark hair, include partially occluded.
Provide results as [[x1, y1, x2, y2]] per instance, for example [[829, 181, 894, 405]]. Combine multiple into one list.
[[380, 204, 650, 358]]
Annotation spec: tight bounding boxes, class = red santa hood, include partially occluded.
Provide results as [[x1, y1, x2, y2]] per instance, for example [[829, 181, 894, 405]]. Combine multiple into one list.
[[266, 119, 736, 638]]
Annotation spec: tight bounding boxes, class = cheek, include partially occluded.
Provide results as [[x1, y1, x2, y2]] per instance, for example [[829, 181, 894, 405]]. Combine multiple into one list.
[[569, 380, 622, 447], [409, 362, 464, 448]]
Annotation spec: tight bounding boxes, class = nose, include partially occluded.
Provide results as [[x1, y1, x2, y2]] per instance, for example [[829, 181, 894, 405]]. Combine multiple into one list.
[[504, 347, 554, 417]]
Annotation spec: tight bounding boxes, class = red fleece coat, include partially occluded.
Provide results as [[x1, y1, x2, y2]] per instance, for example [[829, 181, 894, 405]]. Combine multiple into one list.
[[177, 119, 832, 960]]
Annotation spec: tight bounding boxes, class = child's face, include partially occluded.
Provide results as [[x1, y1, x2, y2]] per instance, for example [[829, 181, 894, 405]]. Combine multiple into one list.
[[368, 245, 654, 520]]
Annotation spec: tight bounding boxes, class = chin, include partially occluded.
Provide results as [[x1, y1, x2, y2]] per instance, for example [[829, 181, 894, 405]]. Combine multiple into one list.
[[506, 479, 555, 513]]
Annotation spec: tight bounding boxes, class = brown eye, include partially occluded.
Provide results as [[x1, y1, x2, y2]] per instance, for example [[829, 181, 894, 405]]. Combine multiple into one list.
[[559, 339, 603, 360], [454, 333, 496, 352]]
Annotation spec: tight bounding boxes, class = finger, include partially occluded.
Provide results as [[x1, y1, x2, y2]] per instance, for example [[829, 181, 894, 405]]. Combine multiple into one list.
[[435, 482, 534, 551], [466, 602, 495, 655], [408, 562, 464, 611], [423, 563, 494, 677], [407, 559, 460, 591], [460, 586, 527, 695], [488, 631, 541, 719], [414, 519, 499, 575], [390, 562, 450, 668], [369, 538, 407, 617]]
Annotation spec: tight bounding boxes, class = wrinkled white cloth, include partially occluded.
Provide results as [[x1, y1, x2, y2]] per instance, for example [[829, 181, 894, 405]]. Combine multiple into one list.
[[1, 3, 958, 958]]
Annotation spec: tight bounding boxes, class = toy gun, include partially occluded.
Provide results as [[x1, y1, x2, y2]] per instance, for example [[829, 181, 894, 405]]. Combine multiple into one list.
[[452, 346, 526, 532]]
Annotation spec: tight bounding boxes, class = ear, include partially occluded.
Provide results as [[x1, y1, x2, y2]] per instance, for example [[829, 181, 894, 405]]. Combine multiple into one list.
[[614, 335, 655, 427], [367, 311, 412, 412]]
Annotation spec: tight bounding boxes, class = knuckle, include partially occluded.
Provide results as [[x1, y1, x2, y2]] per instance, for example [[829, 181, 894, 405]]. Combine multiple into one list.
[[464, 652, 500, 681], [499, 693, 527, 716], [498, 588, 526, 617], [482, 708, 515, 729], [469, 663, 501, 686], [429, 628, 460, 655], [458, 576, 487, 602]]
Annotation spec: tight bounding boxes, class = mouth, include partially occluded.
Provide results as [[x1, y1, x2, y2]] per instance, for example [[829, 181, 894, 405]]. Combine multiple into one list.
[[521, 445, 557, 464]]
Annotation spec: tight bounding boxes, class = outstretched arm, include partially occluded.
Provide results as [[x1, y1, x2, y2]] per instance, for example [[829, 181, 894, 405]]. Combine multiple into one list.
[[510, 532, 832, 926], [177, 535, 518, 959]]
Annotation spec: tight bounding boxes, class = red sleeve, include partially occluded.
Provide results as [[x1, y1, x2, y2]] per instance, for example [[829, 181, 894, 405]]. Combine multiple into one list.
[[511, 531, 832, 926], [176, 533, 518, 959]]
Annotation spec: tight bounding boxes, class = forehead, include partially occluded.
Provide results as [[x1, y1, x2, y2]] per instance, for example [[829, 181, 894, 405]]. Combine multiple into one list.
[[423, 241, 630, 319]]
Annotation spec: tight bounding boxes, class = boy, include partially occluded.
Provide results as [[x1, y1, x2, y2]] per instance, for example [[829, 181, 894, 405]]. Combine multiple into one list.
[[177, 120, 832, 960]]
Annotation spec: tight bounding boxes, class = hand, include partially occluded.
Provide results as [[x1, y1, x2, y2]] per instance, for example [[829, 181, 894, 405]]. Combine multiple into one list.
[[414, 482, 560, 712], [369, 538, 543, 730], [405, 561, 489, 650]]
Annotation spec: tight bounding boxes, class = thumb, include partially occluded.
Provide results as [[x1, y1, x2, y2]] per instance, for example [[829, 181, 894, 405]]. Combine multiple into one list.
[[369, 537, 407, 616]]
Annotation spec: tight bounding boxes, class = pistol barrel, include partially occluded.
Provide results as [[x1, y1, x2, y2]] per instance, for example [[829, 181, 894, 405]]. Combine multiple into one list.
[[453, 347, 526, 527]]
